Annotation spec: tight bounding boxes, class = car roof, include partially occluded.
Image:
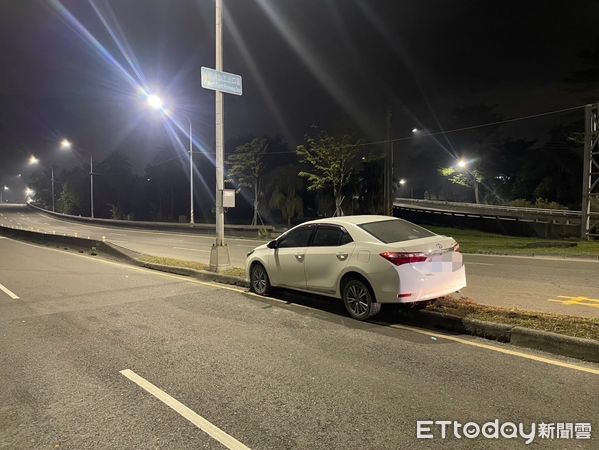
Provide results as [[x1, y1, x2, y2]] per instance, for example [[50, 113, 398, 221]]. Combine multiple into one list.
[[302, 215, 396, 226]]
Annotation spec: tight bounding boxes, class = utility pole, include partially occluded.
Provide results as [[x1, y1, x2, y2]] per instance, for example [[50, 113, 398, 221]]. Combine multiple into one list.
[[384, 106, 392, 215], [209, 0, 231, 271], [189, 119, 195, 224], [581, 102, 599, 239], [51, 167, 55, 212], [90, 154, 94, 219]]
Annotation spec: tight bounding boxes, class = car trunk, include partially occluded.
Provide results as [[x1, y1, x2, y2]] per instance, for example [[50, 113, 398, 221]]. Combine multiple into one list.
[[386, 235, 456, 254]]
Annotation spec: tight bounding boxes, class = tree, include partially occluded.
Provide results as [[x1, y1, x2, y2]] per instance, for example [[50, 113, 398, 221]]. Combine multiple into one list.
[[296, 130, 362, 216], [266, 164, 304, 227], [226, 137, 268, 225], [438, 104, 504, 203], [438, 166, 483, 203], [57, 182, 81, 215]]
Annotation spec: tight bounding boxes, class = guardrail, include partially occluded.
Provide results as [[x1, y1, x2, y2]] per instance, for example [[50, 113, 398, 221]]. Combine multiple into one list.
[[392, 198, 583, 238], [393, 198, 581, 223], [27, 204, 274, 237]]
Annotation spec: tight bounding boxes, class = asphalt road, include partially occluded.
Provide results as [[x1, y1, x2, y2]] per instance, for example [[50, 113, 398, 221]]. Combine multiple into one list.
[[0, 237, 597, 449], [1, 204, 599, 318]]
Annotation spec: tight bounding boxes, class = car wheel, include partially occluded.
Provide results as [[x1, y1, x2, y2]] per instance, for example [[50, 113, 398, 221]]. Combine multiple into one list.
[[342, 278, 381, 320], [250, 263, 271, 295]]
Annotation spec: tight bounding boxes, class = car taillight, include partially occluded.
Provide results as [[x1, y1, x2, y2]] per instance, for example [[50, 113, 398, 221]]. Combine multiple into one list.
[[380, 252, 428, 266], [453, 243, 461, 253]]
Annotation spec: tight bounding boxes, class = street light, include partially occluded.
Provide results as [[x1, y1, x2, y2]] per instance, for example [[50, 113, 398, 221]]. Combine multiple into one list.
[[411, 128, 419, 134], [60, 138, 95, 218], [143, 91, 195, 224], [25, 187, 34, 203], [60, 138, 72, 150], [147, 94, 164, 110], [455, 158, 480, 203], [28, 155, 39, 165], [1, 186, 8, 203]]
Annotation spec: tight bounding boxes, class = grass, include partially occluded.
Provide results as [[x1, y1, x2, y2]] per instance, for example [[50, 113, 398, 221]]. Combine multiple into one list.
[[429, 296, 599, 340], [139, 255, 246, 278], [140, 255, 597, 340], [428, 226, 599, 258]]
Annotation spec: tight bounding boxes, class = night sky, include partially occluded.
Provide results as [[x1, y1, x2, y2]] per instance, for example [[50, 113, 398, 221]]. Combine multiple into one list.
[[1, 0, 598, 186]]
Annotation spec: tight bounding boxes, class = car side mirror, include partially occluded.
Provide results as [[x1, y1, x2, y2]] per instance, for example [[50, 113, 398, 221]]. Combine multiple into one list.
[[267, 239, 278, 249]]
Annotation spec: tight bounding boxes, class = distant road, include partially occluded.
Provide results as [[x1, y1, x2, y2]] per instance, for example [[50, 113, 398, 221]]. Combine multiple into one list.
[[1, 204, 598, 318], [0, 237, 597, 448]]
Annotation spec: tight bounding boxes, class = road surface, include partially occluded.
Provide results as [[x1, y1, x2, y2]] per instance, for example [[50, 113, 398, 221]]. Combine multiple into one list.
[[1, 204, 598, 318], [0, 237, 597, 448]]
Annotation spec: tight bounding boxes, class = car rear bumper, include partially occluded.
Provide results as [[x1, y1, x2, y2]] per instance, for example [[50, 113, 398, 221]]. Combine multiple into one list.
[[372, 262, 466, 304], [396, 264, 466, 303]]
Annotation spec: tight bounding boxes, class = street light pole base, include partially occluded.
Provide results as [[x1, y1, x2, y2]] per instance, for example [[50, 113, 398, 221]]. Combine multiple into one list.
[[209, 244, 231, 272]]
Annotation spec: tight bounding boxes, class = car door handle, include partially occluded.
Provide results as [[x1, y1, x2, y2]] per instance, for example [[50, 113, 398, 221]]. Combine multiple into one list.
[[336, 252, 348, 261], [295, 254, 304, 261]]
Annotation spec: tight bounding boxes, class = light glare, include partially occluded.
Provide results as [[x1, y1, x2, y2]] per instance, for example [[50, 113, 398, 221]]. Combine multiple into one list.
[[147, 94, 163, 110]]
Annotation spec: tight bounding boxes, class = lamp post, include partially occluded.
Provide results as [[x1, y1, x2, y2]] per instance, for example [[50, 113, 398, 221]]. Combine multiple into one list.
[[25, 187, 34, 203], [27, 155, 57, 211], [145, 94, 195, 224], [1, 186, 8, 203], [455, 158, 480, 204], [60, 138, 95, 218], [399, 178, 414, 199]]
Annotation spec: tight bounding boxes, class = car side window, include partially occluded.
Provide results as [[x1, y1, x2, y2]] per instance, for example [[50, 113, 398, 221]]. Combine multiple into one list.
[[339, 231, 353, 245], [311, 226, 347, 247], [277, 226, 313, 248]]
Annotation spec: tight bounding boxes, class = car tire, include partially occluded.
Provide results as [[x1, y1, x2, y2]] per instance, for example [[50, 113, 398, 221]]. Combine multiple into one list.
[[250, 263, 271, 296], [342, 278, 381, 320]]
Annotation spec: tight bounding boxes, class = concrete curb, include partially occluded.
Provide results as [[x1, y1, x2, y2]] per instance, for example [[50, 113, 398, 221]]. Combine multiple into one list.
[[135, 261, 249, 288], [1, 225, 597, 363], [510, 326, 599, 362], [401, 310, 599, 363]]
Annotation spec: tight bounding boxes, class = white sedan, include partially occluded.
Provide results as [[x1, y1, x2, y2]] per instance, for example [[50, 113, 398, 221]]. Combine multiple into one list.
[[245, 215, 466, 320]]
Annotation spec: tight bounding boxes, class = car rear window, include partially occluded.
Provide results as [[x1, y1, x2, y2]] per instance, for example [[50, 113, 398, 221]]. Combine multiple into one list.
[[358, 219, 435, 243]]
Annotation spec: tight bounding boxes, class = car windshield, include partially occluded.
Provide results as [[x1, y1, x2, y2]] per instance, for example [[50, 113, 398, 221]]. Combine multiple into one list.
[[358, 219, 435, 243]]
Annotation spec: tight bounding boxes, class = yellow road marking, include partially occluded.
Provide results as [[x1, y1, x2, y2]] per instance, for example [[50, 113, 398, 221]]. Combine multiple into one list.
[[548, 296, 599, 309], [5, 237, 599, 376], [549, 299, 599, 309]]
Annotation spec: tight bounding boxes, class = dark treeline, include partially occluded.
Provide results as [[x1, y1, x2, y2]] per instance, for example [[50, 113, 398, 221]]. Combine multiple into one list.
[[28, 113, 585, 226]]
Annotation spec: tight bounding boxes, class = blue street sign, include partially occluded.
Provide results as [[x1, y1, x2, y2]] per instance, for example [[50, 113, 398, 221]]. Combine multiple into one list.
[[201, 67, 243, 96]]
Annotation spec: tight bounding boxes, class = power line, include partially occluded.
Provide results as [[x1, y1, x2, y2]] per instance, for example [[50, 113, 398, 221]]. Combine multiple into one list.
[[229, 103, 587, 154], [372, 103, 586, 146]]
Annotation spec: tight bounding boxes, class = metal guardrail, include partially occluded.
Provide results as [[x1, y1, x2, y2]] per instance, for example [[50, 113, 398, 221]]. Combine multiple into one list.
[[27, 203, 274, 233], [394, 198, 582, 223]]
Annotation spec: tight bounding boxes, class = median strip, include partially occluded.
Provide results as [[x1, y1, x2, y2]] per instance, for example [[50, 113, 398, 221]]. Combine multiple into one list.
[[120, 369, 250, 450]]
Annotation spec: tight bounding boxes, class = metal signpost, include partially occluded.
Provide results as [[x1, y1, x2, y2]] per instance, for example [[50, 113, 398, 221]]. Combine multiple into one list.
[[203, 0, 243, 272]]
